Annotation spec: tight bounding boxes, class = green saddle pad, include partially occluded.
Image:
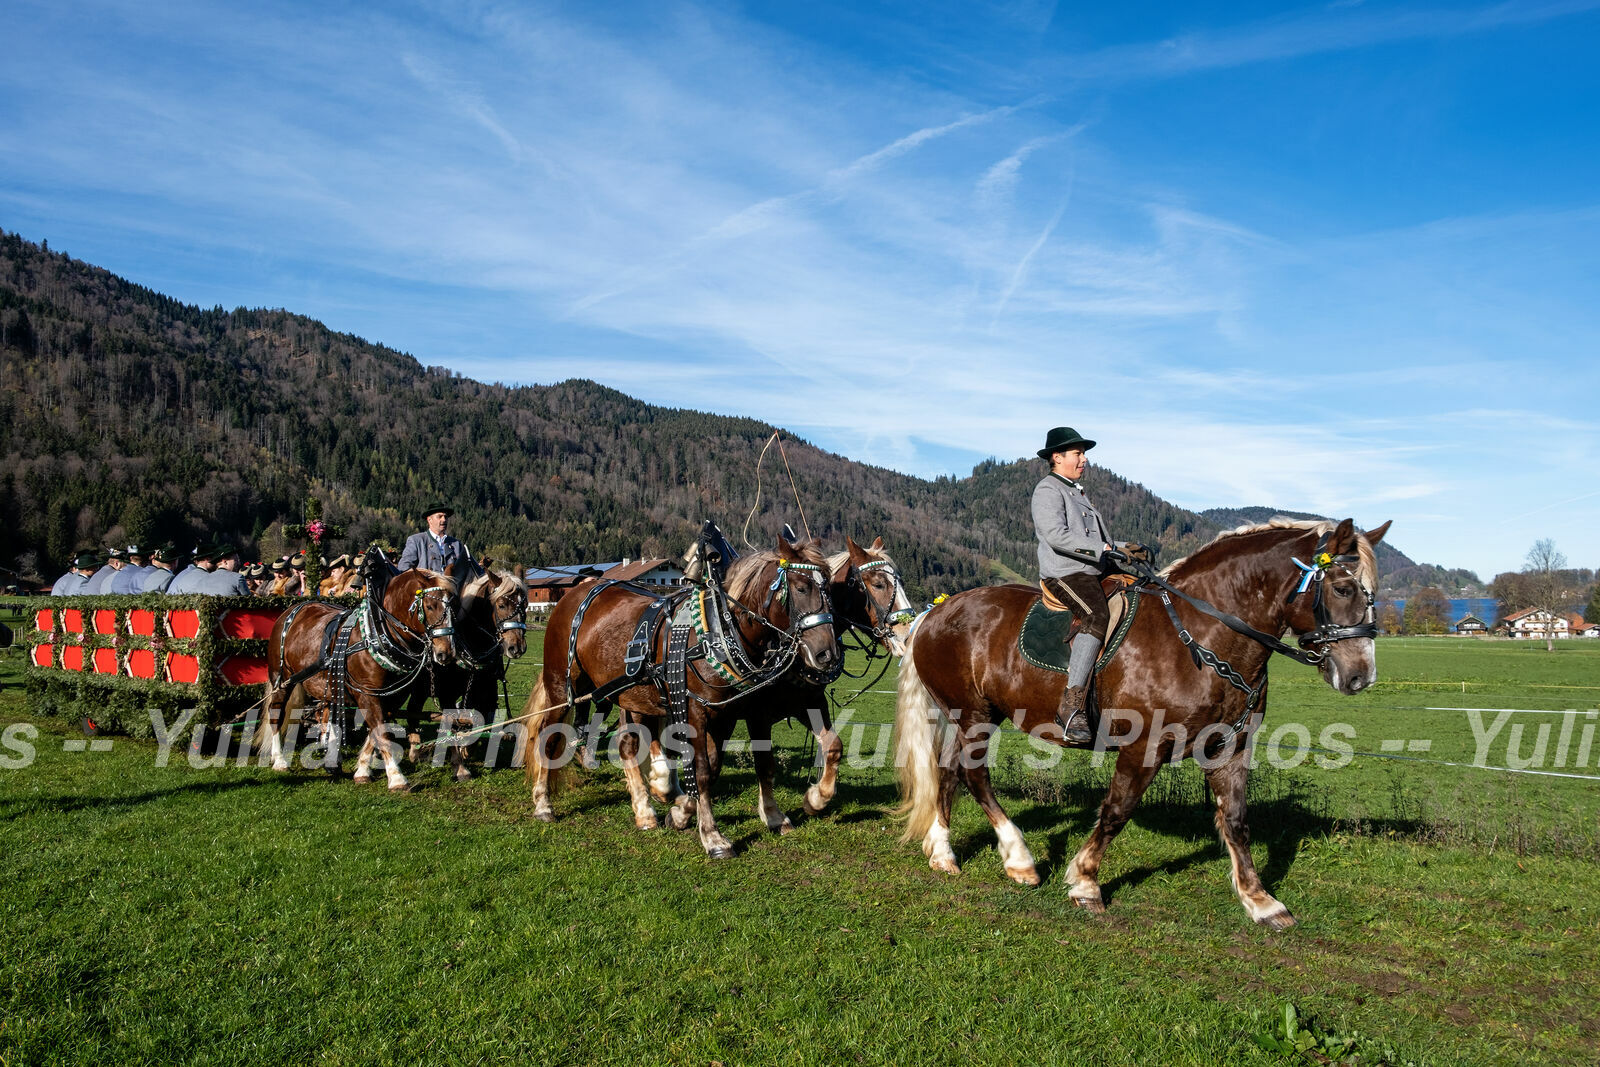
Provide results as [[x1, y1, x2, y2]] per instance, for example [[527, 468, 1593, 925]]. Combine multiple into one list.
[[1019, 600, 1078, 675], [1018, 589, 1142, 677]]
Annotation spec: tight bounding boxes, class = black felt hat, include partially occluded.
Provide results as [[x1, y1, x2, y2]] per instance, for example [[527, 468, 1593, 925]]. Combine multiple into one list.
[[74, 552, 103, 569], [151, 543, 179, 564], [423, 505, 454, 519], [1037, 426, 1097, 459]]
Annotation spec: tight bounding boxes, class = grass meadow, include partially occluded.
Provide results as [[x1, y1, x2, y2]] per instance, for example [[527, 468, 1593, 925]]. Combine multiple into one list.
[[2, 611, 1598, 1065]]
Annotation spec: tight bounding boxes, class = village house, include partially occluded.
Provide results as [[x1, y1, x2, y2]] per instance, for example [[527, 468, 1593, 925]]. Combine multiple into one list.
[[1567, 614, 1600, 638], [1495, 607, 1571, 640], [1454, 613, 1488, 635]]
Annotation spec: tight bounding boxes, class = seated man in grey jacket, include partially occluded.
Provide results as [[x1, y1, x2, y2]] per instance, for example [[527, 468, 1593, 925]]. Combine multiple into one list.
[[1031, 426, 1151, 744]]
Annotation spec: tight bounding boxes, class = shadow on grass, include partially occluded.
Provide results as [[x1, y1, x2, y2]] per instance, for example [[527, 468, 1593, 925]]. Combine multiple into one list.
[[952, 766, 1435, 906], [0, 775, 295, 821]]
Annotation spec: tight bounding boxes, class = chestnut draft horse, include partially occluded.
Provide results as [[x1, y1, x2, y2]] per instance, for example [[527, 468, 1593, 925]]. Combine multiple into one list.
[[895, 517, 1390, 928], [256, 554, 459, 791], [401, 563, 528, 782], [723, 536, 914, 825], [522, 538, 838, 859]]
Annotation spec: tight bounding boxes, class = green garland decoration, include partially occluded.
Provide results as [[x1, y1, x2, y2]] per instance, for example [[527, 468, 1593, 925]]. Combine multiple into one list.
[[21, 592, 358, 738]]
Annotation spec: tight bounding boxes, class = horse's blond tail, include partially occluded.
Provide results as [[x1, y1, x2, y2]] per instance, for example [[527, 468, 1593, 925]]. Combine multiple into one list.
[[893, 631, 945, 844], [253, 679, 278, 750], [522, 671, 576, 799]]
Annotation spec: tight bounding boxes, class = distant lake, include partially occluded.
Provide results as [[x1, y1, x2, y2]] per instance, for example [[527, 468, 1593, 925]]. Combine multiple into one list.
[[1382, 597, 1498, 627]]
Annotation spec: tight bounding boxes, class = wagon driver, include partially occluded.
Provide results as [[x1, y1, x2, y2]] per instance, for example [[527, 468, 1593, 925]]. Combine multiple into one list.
[[1031, 426, 1150, 744], [398, 504, 475, 577]]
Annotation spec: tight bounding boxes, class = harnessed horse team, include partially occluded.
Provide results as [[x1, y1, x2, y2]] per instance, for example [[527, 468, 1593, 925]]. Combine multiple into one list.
[[256, 514, 1392, 927]]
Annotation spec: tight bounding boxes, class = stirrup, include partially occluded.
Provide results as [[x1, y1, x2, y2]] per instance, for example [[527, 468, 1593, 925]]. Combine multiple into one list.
[[1057, 708, 1093, 744]]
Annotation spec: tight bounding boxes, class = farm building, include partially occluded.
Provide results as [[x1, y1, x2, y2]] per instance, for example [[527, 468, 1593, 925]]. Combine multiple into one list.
[[1454, 613, 1488, 635], [523, 558, 686, 612]]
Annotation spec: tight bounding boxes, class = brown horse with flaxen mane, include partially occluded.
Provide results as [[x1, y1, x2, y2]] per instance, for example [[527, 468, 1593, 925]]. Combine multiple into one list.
[[523, 537, 838, 859], [894, 517, 1390, 928], [257, 553, 459, 791]]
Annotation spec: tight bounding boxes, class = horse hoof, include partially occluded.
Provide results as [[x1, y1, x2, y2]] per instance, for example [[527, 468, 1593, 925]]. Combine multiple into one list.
[[352, 773, 373, 784], [635, 816, 660, 830], [930, 857, 961, 876], [1006, 866, 1042, 887], [388, 781, 414, 794], [777, 821, 795, 835], [1257, 908, 1297, 931], [1070, 894, 1106, 915], [534, 811, 555, 823], [271, 762, 290, 773], [454, 769, 473, 783], [707, 846, 734, 860]]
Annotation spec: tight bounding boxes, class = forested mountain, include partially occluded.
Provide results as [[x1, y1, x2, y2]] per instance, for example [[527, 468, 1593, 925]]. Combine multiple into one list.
[[0, 229, 1440, 599]]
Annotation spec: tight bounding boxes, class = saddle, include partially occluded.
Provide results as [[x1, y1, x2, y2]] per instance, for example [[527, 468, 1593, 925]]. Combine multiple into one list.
[[1018, 574, 1141, 678]]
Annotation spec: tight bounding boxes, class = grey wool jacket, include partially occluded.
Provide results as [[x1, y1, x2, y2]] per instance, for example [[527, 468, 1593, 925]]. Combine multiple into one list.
[[1033, 473, 1113, 579]]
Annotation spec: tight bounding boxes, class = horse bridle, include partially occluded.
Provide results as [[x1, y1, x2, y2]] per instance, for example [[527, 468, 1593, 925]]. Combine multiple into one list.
[[1289, 532, 1379, 657], [454, 582, 529, 669], [849, 558, 914, 648], [752, 558, 839, 685]]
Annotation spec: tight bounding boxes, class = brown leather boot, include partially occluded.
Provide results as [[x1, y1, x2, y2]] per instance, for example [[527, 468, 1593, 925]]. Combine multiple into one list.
[[1055, 683, 1093, 745]]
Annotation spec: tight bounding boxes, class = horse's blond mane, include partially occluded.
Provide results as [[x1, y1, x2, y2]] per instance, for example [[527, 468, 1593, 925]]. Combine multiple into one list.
[[826, 542, 913, 613], [725, 541, 830, 604], [1161, 517, 1378, 589], [462, 567, 522, 602]]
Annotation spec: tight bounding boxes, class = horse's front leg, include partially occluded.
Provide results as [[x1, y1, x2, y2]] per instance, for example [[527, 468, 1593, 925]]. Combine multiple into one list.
[[675, 712, 733, 859], [1065, 744, 1161, 913], [802, 702, 843, 816], [368, 698, 410, 792], [748, 717, 795, 835], [1205, 736, 1295, 929], [615, 715, 659, 830]]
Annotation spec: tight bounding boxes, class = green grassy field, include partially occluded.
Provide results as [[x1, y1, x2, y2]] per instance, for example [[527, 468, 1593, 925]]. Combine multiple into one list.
[[2, 619, 1598, 1065]]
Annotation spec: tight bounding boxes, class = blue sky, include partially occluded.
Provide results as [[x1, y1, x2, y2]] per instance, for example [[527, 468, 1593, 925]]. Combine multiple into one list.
[[3, 0, 1597, 580]]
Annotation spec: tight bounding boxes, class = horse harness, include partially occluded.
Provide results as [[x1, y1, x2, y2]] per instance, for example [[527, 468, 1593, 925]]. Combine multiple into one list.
[[564, 560, 836, 792], [1122, 530, 1376, 745], [273, 580, 458, 744]]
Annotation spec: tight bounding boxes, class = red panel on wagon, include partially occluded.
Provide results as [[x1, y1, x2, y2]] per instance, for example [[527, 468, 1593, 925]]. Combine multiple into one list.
[[93, 648, 119, 674], [166, 610, 201, 639], [219, 608, 282, 640], [128, 609, 157, 636], [217, 656, 268, 686], [62, 646, 85, 671], [165, 653, 200, 684], [126, 649, 157, 679]]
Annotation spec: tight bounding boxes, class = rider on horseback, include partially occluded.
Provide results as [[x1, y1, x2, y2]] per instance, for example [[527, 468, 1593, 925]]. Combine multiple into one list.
[[1031, 426, 1151, 744]]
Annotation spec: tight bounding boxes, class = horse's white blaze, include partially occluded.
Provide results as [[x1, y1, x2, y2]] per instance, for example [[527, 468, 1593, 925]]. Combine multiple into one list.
[[923, 817, 959, 875], [994, 819, 1039, 885]]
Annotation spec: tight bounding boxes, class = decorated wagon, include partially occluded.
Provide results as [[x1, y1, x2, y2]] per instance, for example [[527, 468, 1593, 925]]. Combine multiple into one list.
[[21, 593, 351, 744]]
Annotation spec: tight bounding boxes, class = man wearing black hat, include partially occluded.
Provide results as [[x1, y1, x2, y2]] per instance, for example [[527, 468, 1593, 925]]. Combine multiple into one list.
[[398, 505, 473, 574], [81, 547, 127, 595], [166, 543, 217, 595], [141, 544, 181, 593], [51, 553, 102, 596], [193, 544, 250, 596], [1032, 427, 1151, 744], [109, 545, 154, 594]]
